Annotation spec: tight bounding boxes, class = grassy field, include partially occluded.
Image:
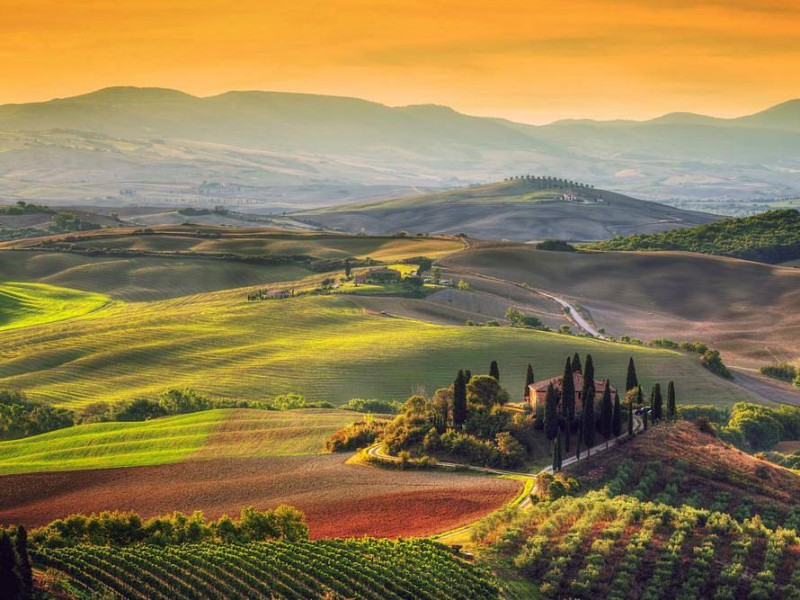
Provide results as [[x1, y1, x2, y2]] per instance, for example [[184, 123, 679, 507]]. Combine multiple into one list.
[[0, 282, 109, 331], [0, 408, 358, 475], [0, 251, 312, 301], [2, 225, 464, 260], [0, 287, 762, 409]]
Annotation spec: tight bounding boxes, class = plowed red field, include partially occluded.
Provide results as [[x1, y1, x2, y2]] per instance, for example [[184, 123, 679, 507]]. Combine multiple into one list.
[[0, 455, 520, 538]]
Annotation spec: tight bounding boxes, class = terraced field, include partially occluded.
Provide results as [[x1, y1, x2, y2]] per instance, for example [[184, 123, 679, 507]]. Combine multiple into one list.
[[0, 409, 357, 474], [33, 539, 501, 599], [0, 290, 758, 409], [0, 282, 109, 331]]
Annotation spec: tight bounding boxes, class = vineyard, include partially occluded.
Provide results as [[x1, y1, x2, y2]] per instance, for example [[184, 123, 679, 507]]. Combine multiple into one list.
[[474, 491, 800, 599], [32, 538, 501, 599]]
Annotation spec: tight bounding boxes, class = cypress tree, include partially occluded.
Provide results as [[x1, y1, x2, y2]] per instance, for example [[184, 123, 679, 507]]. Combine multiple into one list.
[[561, 357, 575, 452], [628, 399, 634, 436], [625, 357, 639, 392], [465, 369, 472, 383], [667, 381, 677, 421], [453, 370, 467, 430], [0, 531, 19, 600], [582, 385, 595, 455], [544, 384, 559, 441], [15, 525, 32, 600], [583, 354, 594, 383], [524, 364, 535, 402], [490, 361, 500, 381], [344, 258, 352, 279], [600, 381, 613, 448], [643, 406, 649, 431], [612, 391, 622, 438], [553, 430, 563, 472], [576, 417, 582, 459], [572, 353, 582, 374], [653, 383, 663, 423]]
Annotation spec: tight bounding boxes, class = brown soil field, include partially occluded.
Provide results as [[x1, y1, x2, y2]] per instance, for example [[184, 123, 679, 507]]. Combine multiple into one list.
[[0, 455, 520, 539], [443, 246, 800, 369]]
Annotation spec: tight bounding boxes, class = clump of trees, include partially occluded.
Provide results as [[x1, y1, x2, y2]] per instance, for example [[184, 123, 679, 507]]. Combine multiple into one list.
[[0, 391, 74, 440], [29, 506, 308, 549], [326, 418, 388, 452], [505, 307, 548, 331], [589, 209, 800, 264], [760, 362, 798, 383], [344, 398, 402, 414]]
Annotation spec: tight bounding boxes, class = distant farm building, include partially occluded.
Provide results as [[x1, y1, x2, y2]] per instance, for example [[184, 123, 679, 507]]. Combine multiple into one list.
[[528, 372, 616, 413], [354, 268, 401, 284]]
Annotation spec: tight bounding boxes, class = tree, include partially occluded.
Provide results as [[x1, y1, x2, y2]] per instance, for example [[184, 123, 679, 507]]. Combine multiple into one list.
[[582, 385, 595, 454], [464, 369, 472, 383], [553, 430, 563, 472], [453, 370, 467, 430], [524, 364, 535, 402], [572, 353, 583, 374], [576, 419, 583, 459], [467, 375, 509, 408], [345, 258, 352, 279], [626, 357, 639, 392], [0, 532, 19, 600], [612, 391, 622, 438], [544, 384, 559, 441], [583, 354, 595, 383], [652, 383, 663, 423], [432, 266, 442, 284], [628, 397, 634, 436], [490, 360, 500, 381], [561, 357, 575, 452], [15, 526, 32, 600], [667, 381, 677, 421], [643, 406, 648, 431], [600, 382, 613, 448]]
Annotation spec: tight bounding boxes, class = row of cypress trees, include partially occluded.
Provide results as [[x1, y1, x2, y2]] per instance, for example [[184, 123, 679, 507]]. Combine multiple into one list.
[[0, 526, 33, 600], [452, 362, 500, 429]]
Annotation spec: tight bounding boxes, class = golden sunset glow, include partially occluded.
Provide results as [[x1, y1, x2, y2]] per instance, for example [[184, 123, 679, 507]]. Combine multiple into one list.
[[1, 0, 799, 122]]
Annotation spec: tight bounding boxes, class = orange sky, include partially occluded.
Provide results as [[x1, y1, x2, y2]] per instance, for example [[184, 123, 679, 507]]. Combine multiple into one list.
[[1, 0, 799, 123]]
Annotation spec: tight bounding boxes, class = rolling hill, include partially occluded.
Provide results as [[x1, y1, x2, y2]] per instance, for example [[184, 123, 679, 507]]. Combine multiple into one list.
[[0, 87, 799, 208], [442, 244, 800, 372], [473, 422, 800, 598], [294, 179, 718, 241]]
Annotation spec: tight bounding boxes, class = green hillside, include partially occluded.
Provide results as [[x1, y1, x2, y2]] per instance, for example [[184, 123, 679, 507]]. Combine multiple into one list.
[[0, 287, 764, 409], [0, 282, 109, 331], [588, 209, 800, 263], [0, 409, 358, 475]]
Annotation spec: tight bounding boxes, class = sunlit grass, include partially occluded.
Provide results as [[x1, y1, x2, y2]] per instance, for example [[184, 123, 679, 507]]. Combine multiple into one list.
[[0, 282, 110, 331]]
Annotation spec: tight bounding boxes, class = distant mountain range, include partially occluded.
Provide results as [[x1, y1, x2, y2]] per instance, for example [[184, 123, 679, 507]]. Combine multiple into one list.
[[0, 87, 798, 208]]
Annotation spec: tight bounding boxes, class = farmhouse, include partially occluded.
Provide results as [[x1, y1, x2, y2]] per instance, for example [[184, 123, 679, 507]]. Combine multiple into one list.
[[354, 268, 401, 284], [528, 372, 615, 413]]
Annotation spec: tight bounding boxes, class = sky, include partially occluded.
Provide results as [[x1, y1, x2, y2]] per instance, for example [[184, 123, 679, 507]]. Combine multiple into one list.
[[1, 0, 799, 124]]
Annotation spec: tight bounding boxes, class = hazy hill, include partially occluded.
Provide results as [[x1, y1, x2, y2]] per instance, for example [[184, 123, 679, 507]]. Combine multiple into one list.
[[295, 179, 718, 241], [0, 87, 799, 207]]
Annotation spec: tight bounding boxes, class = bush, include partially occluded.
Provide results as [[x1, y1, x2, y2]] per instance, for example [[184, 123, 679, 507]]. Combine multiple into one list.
[[505, 307, 545, 329], [269, 393, 306, 411], [326, 419, 387, 452], [696, 416, 715, 436], [158, 388, 211, 414], [700, 349, 732, 379], [344, 398, 402, 414], [760, 362, 798, 382], [112, 398, 167, 421]]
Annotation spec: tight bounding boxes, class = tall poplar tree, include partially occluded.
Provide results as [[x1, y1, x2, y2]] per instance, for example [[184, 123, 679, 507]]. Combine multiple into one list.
[[612, 391, 622, 438], [583, 354, 595, 384], [667, 381, 677, 421], [490, 361, 500, 381], [582, 384, 595, 455], [561, 357, 575, 451], [600, 381, 613, 448], [544, 384, 559, 441], [453, 370, 467, 430], [524, 364, 535, 402], [626, 357, 639, 392], [572, 352, 582, 374], [653, 383, 663, 423], [16, 525, 32, 600]]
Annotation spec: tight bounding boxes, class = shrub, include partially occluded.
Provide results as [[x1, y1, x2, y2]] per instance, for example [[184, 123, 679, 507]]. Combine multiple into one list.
[[158, 388, 211, 414], [760, 362, 798, 382], [344, 398, 402, 414], [269, 393, 306, 411], [325, 419, 387, 452], [696, 416, 715, 435], [0, 391, 74, 440]]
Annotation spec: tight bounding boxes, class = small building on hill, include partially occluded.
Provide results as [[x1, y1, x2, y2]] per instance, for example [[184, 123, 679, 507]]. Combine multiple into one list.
[[528, 372, 615, 413]]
